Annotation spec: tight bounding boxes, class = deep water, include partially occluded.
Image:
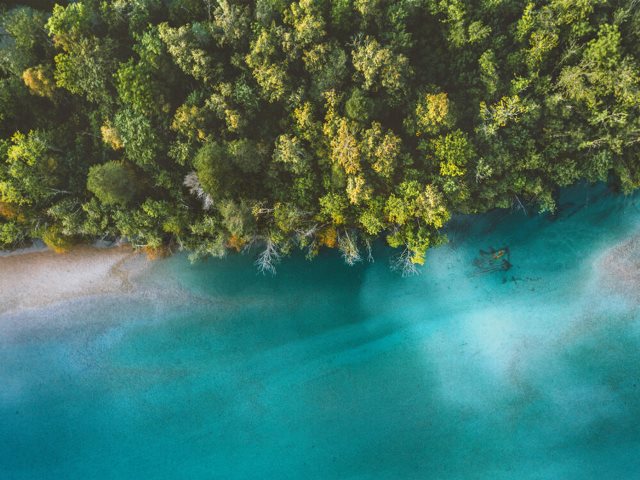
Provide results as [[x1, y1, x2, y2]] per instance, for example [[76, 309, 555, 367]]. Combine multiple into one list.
[[2, 185, 640, 479]]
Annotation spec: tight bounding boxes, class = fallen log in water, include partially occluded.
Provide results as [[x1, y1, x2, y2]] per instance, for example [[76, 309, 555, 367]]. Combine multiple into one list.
[[473, 246, 512, 274]]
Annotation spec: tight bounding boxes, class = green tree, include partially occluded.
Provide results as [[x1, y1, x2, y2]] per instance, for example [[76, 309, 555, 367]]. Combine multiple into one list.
[[87, 161, 138, 206], [1, 0, 639, 271], [1, 6, 51, 76], [351, 36, 411, 100], [0, 130, 62, 206]]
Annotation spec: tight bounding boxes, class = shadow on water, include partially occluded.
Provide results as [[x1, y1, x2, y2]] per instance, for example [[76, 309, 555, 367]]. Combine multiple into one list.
[[148, 247, 373, 339]]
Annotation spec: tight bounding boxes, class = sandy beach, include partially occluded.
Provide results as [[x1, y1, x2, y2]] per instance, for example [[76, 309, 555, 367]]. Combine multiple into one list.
[[0, 246, 149, 315]]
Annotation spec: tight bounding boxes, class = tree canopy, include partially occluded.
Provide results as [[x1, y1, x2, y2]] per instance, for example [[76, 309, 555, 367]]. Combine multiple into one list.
[[1, 0, 639, 272]]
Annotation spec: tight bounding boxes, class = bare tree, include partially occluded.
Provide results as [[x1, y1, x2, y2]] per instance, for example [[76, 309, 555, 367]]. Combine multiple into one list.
[[184, 172, 213, 210], [363, 237, 374, 263], [513, 194, 528, 216], [338, 230, 361, 266], [295, 223, 319, 243], [255, 238, 280, 275], [391, 248, 420, 277]]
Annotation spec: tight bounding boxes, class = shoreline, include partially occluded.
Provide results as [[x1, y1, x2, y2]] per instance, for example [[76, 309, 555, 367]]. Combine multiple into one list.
[[0, 245, 151, 316], [1, 219, 638, 317]]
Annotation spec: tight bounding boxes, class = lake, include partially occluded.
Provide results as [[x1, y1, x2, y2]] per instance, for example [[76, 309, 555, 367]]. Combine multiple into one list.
[[2, 184, 640, 479]]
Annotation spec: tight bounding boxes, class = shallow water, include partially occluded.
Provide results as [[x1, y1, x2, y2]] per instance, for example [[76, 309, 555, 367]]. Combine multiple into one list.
[[2, 185, 640, 479]]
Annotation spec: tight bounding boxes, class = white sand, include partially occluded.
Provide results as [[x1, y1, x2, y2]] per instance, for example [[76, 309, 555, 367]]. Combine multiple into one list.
[[0, 246, 150, 315], [595, 234, 640, 302]]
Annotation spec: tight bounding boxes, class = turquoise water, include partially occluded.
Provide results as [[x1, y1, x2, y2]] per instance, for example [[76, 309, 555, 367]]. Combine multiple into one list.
[[2, 185, 640, 479]]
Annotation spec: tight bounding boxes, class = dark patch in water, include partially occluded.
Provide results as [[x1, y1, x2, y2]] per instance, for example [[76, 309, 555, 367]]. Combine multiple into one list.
[[473, 246, 512, 274]]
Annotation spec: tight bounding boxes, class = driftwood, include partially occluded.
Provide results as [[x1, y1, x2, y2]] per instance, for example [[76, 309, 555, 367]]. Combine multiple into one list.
[[473, 246, 512, 273]]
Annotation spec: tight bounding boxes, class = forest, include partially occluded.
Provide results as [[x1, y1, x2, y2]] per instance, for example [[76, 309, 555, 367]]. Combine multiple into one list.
[[1, 0, 639, 273]]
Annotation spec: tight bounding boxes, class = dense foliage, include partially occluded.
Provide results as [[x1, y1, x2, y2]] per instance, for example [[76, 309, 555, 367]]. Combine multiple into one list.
[[1, 0, 639, 273]]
